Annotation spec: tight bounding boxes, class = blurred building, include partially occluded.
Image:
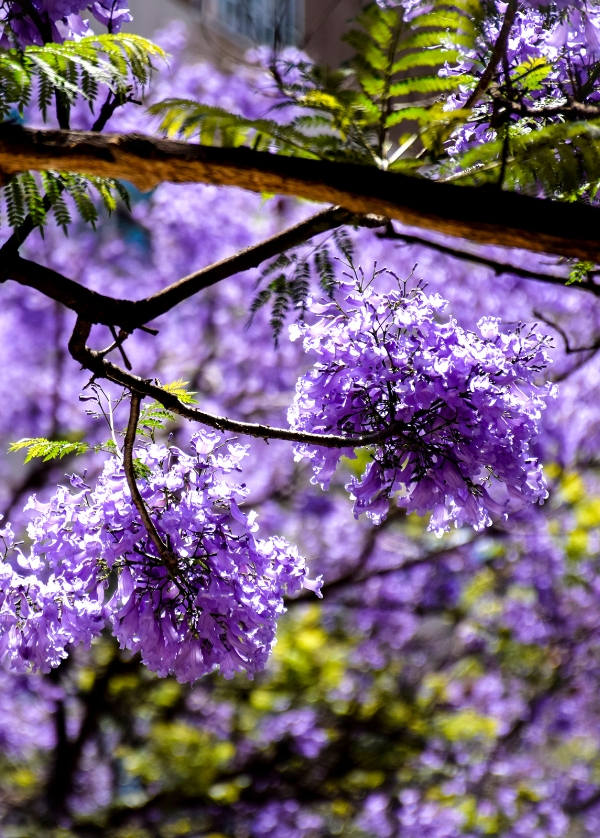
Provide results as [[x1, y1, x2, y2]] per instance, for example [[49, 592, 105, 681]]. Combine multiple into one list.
[[125, 0, 365, 66]]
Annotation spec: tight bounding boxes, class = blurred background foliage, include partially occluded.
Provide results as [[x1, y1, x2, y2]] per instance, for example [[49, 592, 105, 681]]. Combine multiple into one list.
[[2, 458, 599, 837]]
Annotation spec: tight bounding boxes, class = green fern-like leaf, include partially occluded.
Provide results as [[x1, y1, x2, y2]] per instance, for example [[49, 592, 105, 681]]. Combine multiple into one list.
[[38, 172, 130, 233], [289, 260, 311, 316], [5, 177, 25, 228], [9, 438, 90, 463], [20, 172, 46, 229], [268, 275, 293, 344], [511, 57, 551, 91], [332, 228, 355, 263], [62, 175, 98, 227], [133, 459, 152, 480], [449, 120, 600, 200], [247, 272, 293, 344], [136, 383, 196, 439], [41, 172, 72, 233], [247, 221, 360, 343], [148, 1, 479, 171], [314, 245, 336, 295], [0, 34, 164, 125], [161, 379, 198, 405], [566, 260, 595, 285], [0, 35, 150, 234]]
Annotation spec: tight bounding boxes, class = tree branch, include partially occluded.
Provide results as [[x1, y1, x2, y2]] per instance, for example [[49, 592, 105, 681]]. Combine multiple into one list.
[[2, 207, 369, 329], [532, 309, 600, 355], [465, 0, 518, 109], [379, 223, 600, 294], [123, 393, 178, 574], [44, 650, 137, 820], [0, 91, 129, 257], [91, 91, 139, 134], [3, 124, 600, 260], [564, 785, 600, 815], [488, 89, 600, 121], [69, 318, 408, 449], [132, 207, 375, 327]]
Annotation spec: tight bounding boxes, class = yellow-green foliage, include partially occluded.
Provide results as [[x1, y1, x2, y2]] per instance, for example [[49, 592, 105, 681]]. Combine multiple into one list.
[[149, 1, 478, 170], [57, 601, 529, 830], [0, 34, 164, 120], [120, 723, 235, 796]]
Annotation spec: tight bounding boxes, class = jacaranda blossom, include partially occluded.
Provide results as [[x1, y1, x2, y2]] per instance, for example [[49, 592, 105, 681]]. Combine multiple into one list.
[[0, 0, 131, 47], [0, 429, 320, 680], [288, 273, 554, 534]]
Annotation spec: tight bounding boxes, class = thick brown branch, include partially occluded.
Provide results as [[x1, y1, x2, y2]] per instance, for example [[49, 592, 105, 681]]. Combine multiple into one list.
[[3, 124, 600, 260], [69, 318, 403, 449], [0, 94, 127, 256], [3, 207, 364, 328]]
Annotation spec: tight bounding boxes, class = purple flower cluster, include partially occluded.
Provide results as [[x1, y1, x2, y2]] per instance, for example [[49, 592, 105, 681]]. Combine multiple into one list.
[[0, 19, 597, 833], [259, 707, 328, 758], [0, 512, 105, 672], [0, 429, 320, 680], [288, 273, 553, 534], [444, 0, 600, 158], [0, 0, 131, 47], [252, 800, 323, 838]]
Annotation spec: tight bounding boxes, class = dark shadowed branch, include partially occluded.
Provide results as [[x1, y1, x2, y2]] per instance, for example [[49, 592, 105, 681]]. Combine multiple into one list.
[[1, 207, 376, 329], [464, 0, 517, 108], [380, 223, 600, 294], [123, 393, 179, 575], [533, 310, 600, 355], [44, 651, 140, 820], [69, 318, 411, 449], [2, 210, 598, 347]]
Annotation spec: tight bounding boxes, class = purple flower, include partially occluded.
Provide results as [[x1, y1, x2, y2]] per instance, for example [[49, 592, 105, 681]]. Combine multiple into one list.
[[289, 271, 553, 534], [0, 430, 317, 681], [87, 0, 131, 31], [0, 0, 130, 47]]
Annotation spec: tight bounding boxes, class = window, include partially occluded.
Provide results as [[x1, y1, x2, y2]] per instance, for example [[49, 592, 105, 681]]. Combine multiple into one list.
[[217, 0, 301, 46]]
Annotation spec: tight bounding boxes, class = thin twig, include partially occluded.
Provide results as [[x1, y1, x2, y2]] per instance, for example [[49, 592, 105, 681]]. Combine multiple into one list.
[[464, 0, 517, 109], [123, 393, 177, 573], [488, 89, 600, 121], [70, 318, 412, 450], [108, 325, 132, 369], [533, 309, 600, 354], [91, 91, 139, 133]]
